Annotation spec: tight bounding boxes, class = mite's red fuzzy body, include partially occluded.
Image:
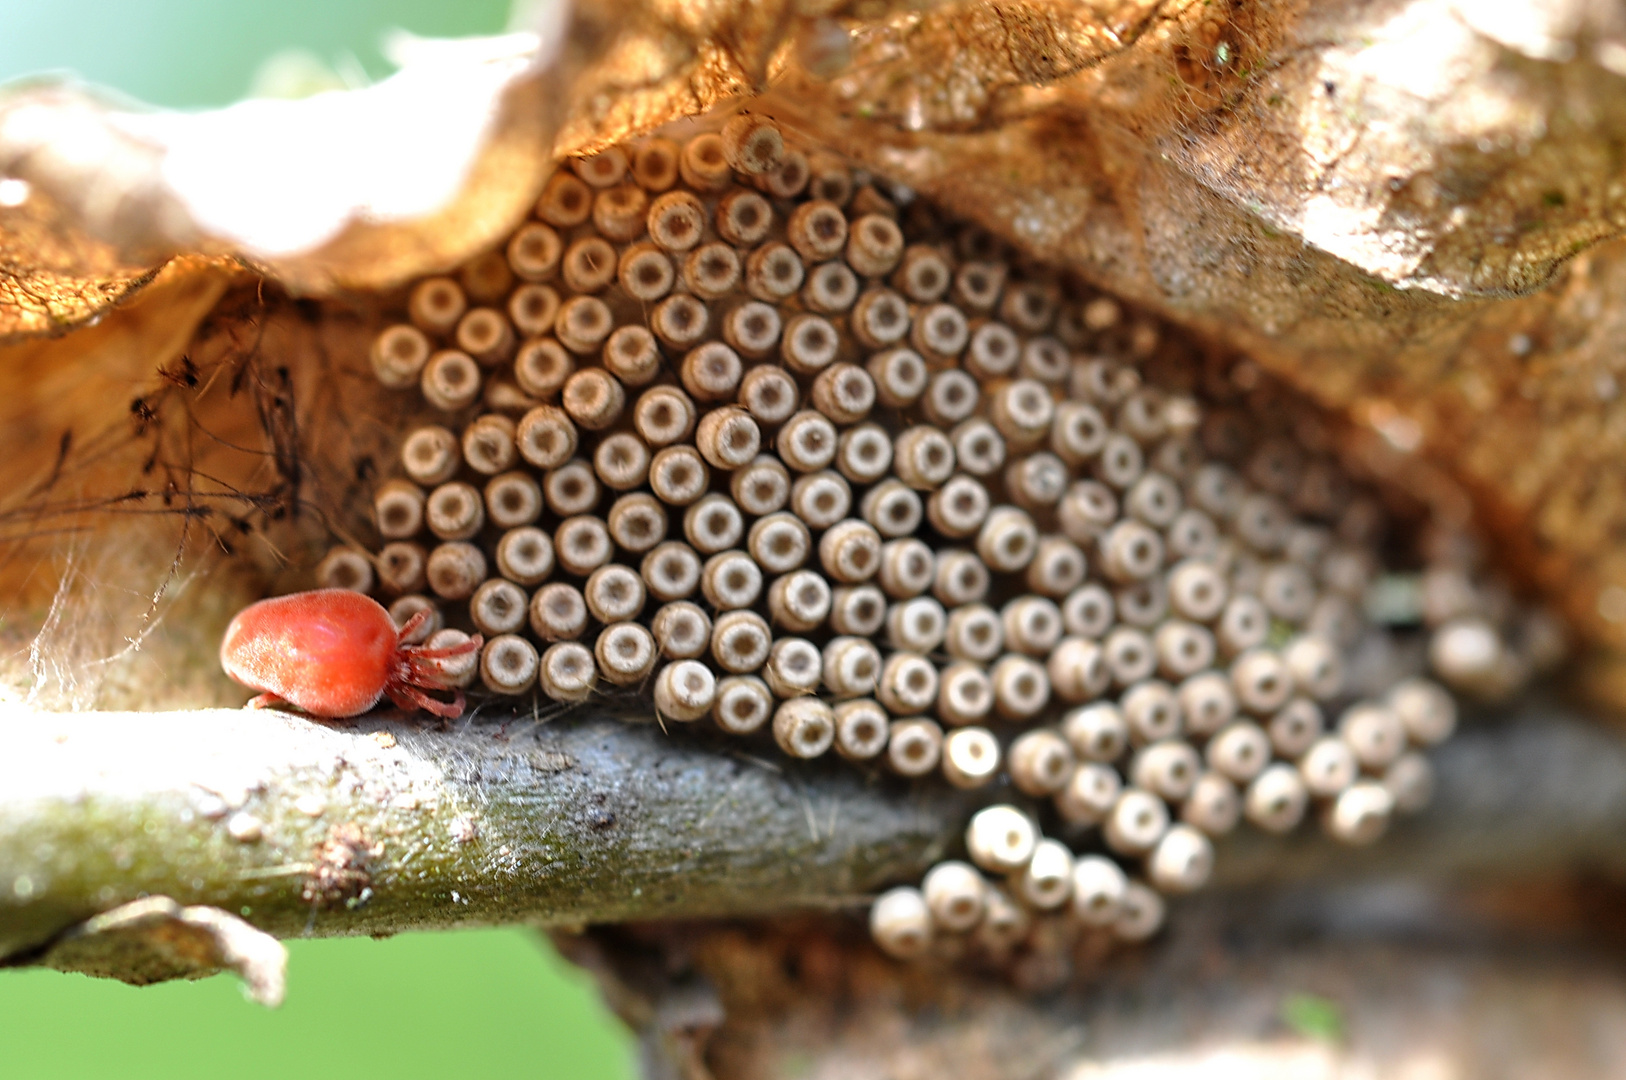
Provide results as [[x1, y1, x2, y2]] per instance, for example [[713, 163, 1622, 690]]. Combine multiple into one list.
[[221, 589, 479, 719]]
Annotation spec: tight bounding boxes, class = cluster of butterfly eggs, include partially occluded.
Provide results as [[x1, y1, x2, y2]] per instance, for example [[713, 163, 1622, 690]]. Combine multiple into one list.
[[331, 115, 1500, 959]]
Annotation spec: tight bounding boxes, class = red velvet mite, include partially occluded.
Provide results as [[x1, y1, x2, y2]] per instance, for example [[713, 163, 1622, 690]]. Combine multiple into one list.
[[221, 589, 482, 719]]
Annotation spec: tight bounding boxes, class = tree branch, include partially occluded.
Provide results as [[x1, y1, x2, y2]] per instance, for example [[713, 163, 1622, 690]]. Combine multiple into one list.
[[2, 697, 1625, 987], [0, 703, 978, 967]]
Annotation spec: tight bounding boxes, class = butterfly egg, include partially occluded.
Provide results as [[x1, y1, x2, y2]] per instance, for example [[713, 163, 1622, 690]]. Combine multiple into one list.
[[861, 479, 923, 539], [710, 609, 772, 672], [481, 634, 540, 695], [1130, 739, 1200, 802], [887, 718, 945, 777], [388, 595, 441, 641], [342, 125, 1535, 970], [887, 596, 947, 653], [942, 603, 1001, 664], [540, 641, 597, 702], [790, 470, 852, 529], [507, 222, 563, 283], [1002, 595, 1064, 656], [828, 584, 887, 637], [560, 236, 617, 293], [1387, 677, 1457, 745], [1103, 788, 1169, 856], [1007, 729, 1075, 797], [1338, 701, 1408, 770], [1115, 577, 1168, 629], [870, 886, 933, 960], [877, 538, 935, 600], [652, 293, 710, 352], [642, 541, 703, 602], [927, 475, 991, 538], [461, 414, 517, 475], [407, 276, 467, 334], [768, 570, 832, 632], [701, 550, 763, 610], [787, 199, 848, 263], [831, 698, 889, 760], [425, 542, 487, 600], [1121, 680, 1181, 745], [1154, 619, 1216, 680], [935, 662, 994, 727], [373, 479, 426, 540], [618, 138, 676, 192], [421, 350, 482, 411], [933, 549, 991, 607], [371, 324, 432, 389], [683, 242, 743, 300], [779, 408, 839, 472], [716, 189, 774, 246], [1265, 696, 1322, 757], [515, 405, 577, 470], [821, 635, 880, 698], [941, 727, 1002, 789], [1019, 839, 1076, 911], [649, 446, 710, 506], [976, 506, 1039, 573], [811, 363, 877, 425], [1103, 626, 1156, 688], [529, 582, 588, 642], [1071, 855, 1129, 927], [655, 660, 716, 721], [846, 214, 905, 277], [469, 579, 528, 637], [1244, 763, 1310, 834], [376, 542, 428, 594], [966, 805, 1038, 875], [1026, 536, 1087, 597], [602, 325, 663, 387], [485, 472, 543, 530], [764, 637, 822, 697], [695, 406, 761, 470], [1205, 721, 1272, 785], [561, 367, 624, 431], [1180, 772, 1241, 836], [584, 563, 646, 623], [1382, 752, 1436, 814], [554, 515, 613, 577], [747, 243, 807, 304], [1298, 735, 1359, 799], [455, 307, 515, 366], [990, 654, 1051, 721], [1112, 882, 1167, 943], [714, 674, 775, 735], [678, 132, 732, 191], [595, 622, 658, 685], [632, 386, 696, 448], [1145, 824, 1214, 893], [736, 367, 800, 429], [773, 697, 836, 758], [316, 547, 374, 593], [591, 183, 647, 242], [990, 379, 1056, 448], [606, 492, 667, 554], [1323, 781, 1396, 845], [922, 368, 980, 427]]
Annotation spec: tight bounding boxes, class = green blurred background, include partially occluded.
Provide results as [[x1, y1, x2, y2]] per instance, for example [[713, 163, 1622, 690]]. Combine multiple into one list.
[[0, 2, 634, 1077]]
